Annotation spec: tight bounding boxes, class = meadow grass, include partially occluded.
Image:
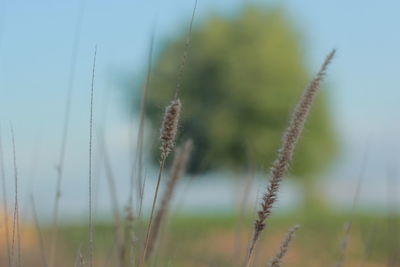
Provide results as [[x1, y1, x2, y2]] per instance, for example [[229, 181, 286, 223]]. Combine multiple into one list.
[[35, 212, 396, 267]]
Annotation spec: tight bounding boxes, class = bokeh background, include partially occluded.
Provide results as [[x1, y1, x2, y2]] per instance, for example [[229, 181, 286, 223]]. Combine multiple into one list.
[[0, 0, 399, 266]]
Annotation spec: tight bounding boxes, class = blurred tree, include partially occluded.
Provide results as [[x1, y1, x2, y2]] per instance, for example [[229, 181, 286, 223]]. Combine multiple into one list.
[[135, 6, 336, 186]]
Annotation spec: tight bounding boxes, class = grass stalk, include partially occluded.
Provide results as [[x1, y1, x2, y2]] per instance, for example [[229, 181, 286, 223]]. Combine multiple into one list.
[[10, 124, 21, 267], [268, 224, 300, 267], [49, 3, 84, 266], [244, 49, 336, 267], [0, 127, 11, 267], [88, 46, 97, 267], [141, 99, 182, 265], [174, 0, 198, 99], [130, 31, 155, 219], [146, 140, 193, 260]]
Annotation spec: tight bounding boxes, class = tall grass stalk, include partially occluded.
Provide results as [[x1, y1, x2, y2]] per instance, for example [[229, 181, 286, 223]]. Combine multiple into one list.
[[49, 3, 84, 266], [130, 31, 155, 218], [142, 3, 198, 261], [244, 49, 336, 267], [141, 99, 182, 265], [174, 0, 198, 99], [120, 32, 157, 267], [10, 124, 21, 267], [88, 46, 97, 267], [268, 224, 300, 267], [0, 127, 11, 267], [146, 140, 193, 260]]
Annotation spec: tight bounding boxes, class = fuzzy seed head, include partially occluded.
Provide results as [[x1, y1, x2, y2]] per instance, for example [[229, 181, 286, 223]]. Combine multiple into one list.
[[160, 99, 182, 160], [245, 50, 335, 267], [269, 224, 300, 267]]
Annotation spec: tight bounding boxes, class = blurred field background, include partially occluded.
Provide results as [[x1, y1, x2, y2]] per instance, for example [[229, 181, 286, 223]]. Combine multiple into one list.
[[0, 0, 400, 266]]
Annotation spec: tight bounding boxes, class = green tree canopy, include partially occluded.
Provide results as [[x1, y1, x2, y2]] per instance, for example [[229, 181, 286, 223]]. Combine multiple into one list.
[[143, 6, 336, 176]]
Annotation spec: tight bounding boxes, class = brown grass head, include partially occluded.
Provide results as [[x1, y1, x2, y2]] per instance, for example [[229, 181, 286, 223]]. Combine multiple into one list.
[[245, 49, 336, 267], [268, 224, 300, 267], [160, 99, 182, 161]]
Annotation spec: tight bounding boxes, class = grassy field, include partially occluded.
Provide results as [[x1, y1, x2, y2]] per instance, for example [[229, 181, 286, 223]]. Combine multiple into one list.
[[21, 211, 394, 267]]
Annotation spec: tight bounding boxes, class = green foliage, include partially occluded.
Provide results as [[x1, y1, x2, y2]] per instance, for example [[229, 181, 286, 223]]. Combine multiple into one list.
[[144, 5, 336, 176]]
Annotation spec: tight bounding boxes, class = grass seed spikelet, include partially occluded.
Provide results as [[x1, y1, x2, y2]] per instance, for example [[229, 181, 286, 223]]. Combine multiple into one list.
[[160, 99, 182, 161]]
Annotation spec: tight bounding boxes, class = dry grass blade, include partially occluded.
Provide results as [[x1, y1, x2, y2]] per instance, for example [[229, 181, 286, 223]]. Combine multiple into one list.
[[146, 140, 193, 260], [244, 49, 336, 267], [88, 46, 97, 267], [268, 224, 300, 267], [0, 127, 11, 267]]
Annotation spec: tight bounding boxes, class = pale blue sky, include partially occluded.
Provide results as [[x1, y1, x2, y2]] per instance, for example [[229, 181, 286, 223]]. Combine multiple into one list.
[[1, 0, 399, 138], [0, 0, 399, 219]]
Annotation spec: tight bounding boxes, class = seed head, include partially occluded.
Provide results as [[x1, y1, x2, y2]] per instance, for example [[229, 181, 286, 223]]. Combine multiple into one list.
[[160, 99, 182, 160]]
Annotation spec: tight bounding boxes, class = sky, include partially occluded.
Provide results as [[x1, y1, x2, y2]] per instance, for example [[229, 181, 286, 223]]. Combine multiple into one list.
[[0, 0, 399, 220]]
